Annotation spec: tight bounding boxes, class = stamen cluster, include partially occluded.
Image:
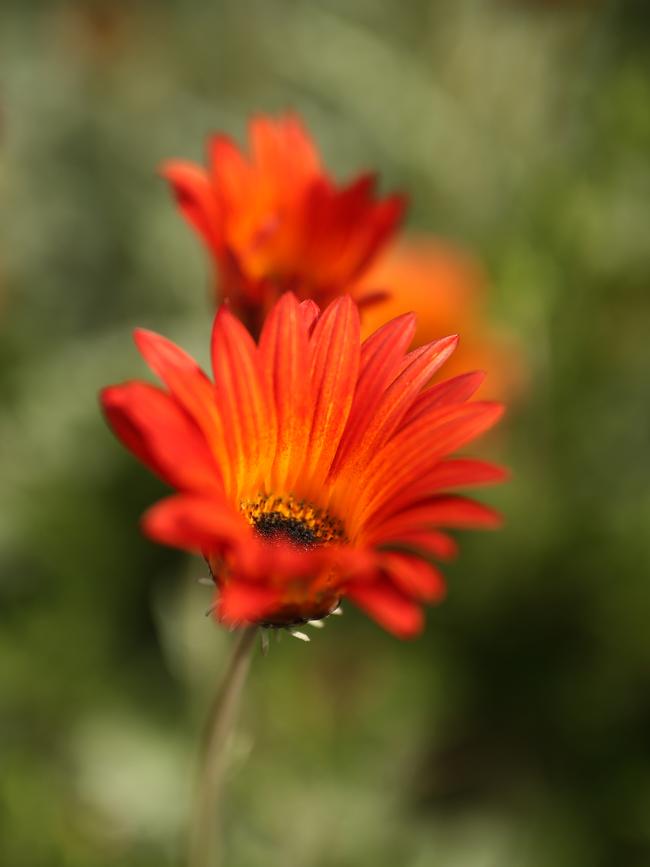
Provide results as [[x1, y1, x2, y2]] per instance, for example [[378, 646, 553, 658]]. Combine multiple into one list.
[[241, 494, 347, 549]]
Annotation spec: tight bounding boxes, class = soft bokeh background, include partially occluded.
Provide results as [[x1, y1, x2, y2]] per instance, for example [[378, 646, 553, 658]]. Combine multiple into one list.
[[2, 1, 649, 865]]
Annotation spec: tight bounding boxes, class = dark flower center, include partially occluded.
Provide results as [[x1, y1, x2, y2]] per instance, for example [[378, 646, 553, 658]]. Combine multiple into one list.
[[240, 493, 347, 549], [253, 512, 321, 548]]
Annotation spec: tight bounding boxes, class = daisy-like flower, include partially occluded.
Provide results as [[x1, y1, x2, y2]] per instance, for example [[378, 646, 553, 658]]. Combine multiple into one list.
[[161, 114, 405, 336], [100, 293, 505, 638]]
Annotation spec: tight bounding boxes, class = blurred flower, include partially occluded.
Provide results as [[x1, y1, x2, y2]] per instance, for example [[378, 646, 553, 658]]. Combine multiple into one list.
[[360, 238, 526, 401], [161, 114, 405, 336], [100, 293, 505, 638]]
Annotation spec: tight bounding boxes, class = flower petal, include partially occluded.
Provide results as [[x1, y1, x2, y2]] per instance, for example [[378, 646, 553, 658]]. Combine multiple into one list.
[[259, 292, 312, 490], [400, 371, 487, 429], [347, 335, 459, 473], [370, 457, 508, 527], [250, 113, 322, 182], [381, 552, 446, 602], [357, 402, 504, 525], [209, 134, 251, 211], [332, 312, 416, 476], [159, 161, 221, 248], [142, 494, 246, 553], [298, 299, 320, 333], [217, 582, 282, 626], [347, 580, 424, 638], [370, 496, 503, 543], [303, 296, 360, 489], [100, 382, 221, 493], [211, 307, 275, 495], [381, 530, 458, 561], [133, 328, 231, 487]]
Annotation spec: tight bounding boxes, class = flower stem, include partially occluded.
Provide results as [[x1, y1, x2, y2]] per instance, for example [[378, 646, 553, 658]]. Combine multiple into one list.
[[188, 625, 258, 867]]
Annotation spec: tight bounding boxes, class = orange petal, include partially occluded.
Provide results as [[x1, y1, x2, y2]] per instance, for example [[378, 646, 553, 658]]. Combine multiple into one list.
[[209, 134, 252, 211], [298, 299, 320, 333], [211, 307, 275, 495], [259, 293, 311, 490], [303, 296, 360, 489], [250, 113, 322, 180]]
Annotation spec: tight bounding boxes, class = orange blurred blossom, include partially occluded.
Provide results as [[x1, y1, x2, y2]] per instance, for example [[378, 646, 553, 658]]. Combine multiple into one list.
[[360, 238, 526, 402]]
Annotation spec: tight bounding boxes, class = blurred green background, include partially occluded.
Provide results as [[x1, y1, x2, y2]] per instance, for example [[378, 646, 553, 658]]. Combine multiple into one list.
[[2, 1, 650, 865]]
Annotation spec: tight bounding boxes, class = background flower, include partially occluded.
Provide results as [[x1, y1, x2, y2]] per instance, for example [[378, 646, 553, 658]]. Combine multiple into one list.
[[162, 114, 404, 335], [360, 237, 526, 402]]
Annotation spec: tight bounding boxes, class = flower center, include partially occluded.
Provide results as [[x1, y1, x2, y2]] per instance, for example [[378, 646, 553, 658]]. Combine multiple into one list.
[[240, 493, 346, 549]]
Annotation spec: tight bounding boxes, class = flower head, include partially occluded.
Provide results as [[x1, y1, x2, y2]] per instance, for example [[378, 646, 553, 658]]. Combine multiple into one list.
[[100, 293, 505, 637], [161, 114, 405, 335], [360, 238, 525, 401]]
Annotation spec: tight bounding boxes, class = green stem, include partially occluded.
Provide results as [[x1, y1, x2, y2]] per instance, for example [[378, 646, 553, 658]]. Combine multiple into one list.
[[188, 625, 258, 867]]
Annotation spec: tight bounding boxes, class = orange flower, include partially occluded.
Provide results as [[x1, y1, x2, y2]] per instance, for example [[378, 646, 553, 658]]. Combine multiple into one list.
[[100, 293, 505, 638], [360, 238, 525, 402], [161, 114, 405, 336]]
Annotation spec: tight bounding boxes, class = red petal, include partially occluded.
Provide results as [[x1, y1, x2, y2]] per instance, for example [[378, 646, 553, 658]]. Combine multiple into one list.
[[370, 457, 508, 526], [332, 312, 416, 475], [346, 581, 424, 638], [372, 496, 503, 541], [133, 328, 230, 490], [382, 552, 446, 602], [294, 173, 404, 293], [159, 161, 221, 249], [381, 530, 458, 561], [351, 335, 459, 469], [142, 494, 246, 553], [358, 402, 504, 522], [100, 382, 221, 493], [217, 582, 281, 626], [400, 371, 487, 428], [336, 183, 406, 283], [420, 457, 508, 489]]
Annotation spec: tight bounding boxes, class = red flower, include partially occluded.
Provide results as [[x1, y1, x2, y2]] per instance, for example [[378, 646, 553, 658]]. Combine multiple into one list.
[[100, 293, 505, 638], [161, 114, 405, 336]]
